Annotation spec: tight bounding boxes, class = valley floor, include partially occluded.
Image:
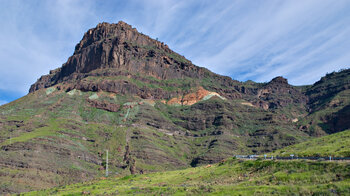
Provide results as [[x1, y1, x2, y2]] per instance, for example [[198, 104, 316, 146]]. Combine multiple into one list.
[[25, 158, 350, 195]]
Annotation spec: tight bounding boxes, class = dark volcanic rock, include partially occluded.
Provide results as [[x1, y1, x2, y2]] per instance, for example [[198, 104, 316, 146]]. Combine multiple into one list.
[[269, 76, 288, 84], [88, 99, 120, 112], [255, 76, 307, 109], [29, 21, 230, 94], [323, 105, 350, 134], [29, 21, 248, 101]]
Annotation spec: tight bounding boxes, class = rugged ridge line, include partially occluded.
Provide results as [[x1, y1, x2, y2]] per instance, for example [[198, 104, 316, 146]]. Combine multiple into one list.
[[29, 21, 309, 111], [29, 21, 237, 95]]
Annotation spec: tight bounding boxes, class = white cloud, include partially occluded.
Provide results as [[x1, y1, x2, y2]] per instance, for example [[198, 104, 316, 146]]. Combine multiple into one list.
[[130, 0, 350, 85], [0, 0, 96, 94], [183, 0, 350, 84], [0, 0, 349, 102], [0, 100, 7, 106]]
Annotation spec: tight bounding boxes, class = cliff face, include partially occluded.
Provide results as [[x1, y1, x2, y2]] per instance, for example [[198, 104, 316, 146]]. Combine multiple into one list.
[[30, 22, 249, 102], [30, 22, 217, 93], [29, 22, 309, 109]]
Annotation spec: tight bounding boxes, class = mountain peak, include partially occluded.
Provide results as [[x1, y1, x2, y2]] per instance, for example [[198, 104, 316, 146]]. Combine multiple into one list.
[[269, 76, 288, 85], [29, 22, 222, 95], [94, 21, 134, 32], [116, 20, 132, 27], [96, 20, 131, 28], [74, 21, 138, 54]]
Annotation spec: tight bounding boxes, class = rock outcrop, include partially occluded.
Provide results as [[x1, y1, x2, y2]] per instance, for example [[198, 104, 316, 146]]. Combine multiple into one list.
[[254, 76, 307, 109], [30, 22, 226, 94], [167, 86, 226, 106]]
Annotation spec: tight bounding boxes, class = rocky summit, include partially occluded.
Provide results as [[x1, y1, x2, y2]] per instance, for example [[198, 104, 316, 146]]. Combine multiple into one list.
[[29, 21, 224, 100], [0, 21, 349, 194]]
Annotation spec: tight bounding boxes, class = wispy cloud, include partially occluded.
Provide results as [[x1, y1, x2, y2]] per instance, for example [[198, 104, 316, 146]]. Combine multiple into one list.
[[121, 0, 350, 84], [0, 100, 7, 106], [162, 0, 350, 84], [0, 0, 96, 94], [0, 0, 349, 103]]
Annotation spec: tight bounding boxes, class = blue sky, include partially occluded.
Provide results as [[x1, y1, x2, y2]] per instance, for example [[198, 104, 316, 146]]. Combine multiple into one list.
[[0, 0, 349, 105]]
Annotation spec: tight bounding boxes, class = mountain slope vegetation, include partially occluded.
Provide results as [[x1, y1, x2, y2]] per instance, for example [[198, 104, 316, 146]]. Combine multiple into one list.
[[25, 158, 350, 195], [0, 21, 349, 194], [274, 129, 350, 157]]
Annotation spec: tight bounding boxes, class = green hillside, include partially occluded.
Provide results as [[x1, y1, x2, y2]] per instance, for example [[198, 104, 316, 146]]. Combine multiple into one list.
[[0, 84, 308, 193], [25, 158, 350, 195], [300, 69, 350, 136], [0, 21, 349, 194], [274, 130, 350, 157], [0, 88, 191, 193]]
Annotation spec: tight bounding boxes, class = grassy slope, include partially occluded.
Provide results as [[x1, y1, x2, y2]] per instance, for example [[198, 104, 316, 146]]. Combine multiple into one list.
[[25, 158, 350, 195], [273, 130, 350, 157], [301, 69, 350, 135], [1, 70, 349, 194], [0, 88, 191, 193], [0, 82, 316, 194]]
